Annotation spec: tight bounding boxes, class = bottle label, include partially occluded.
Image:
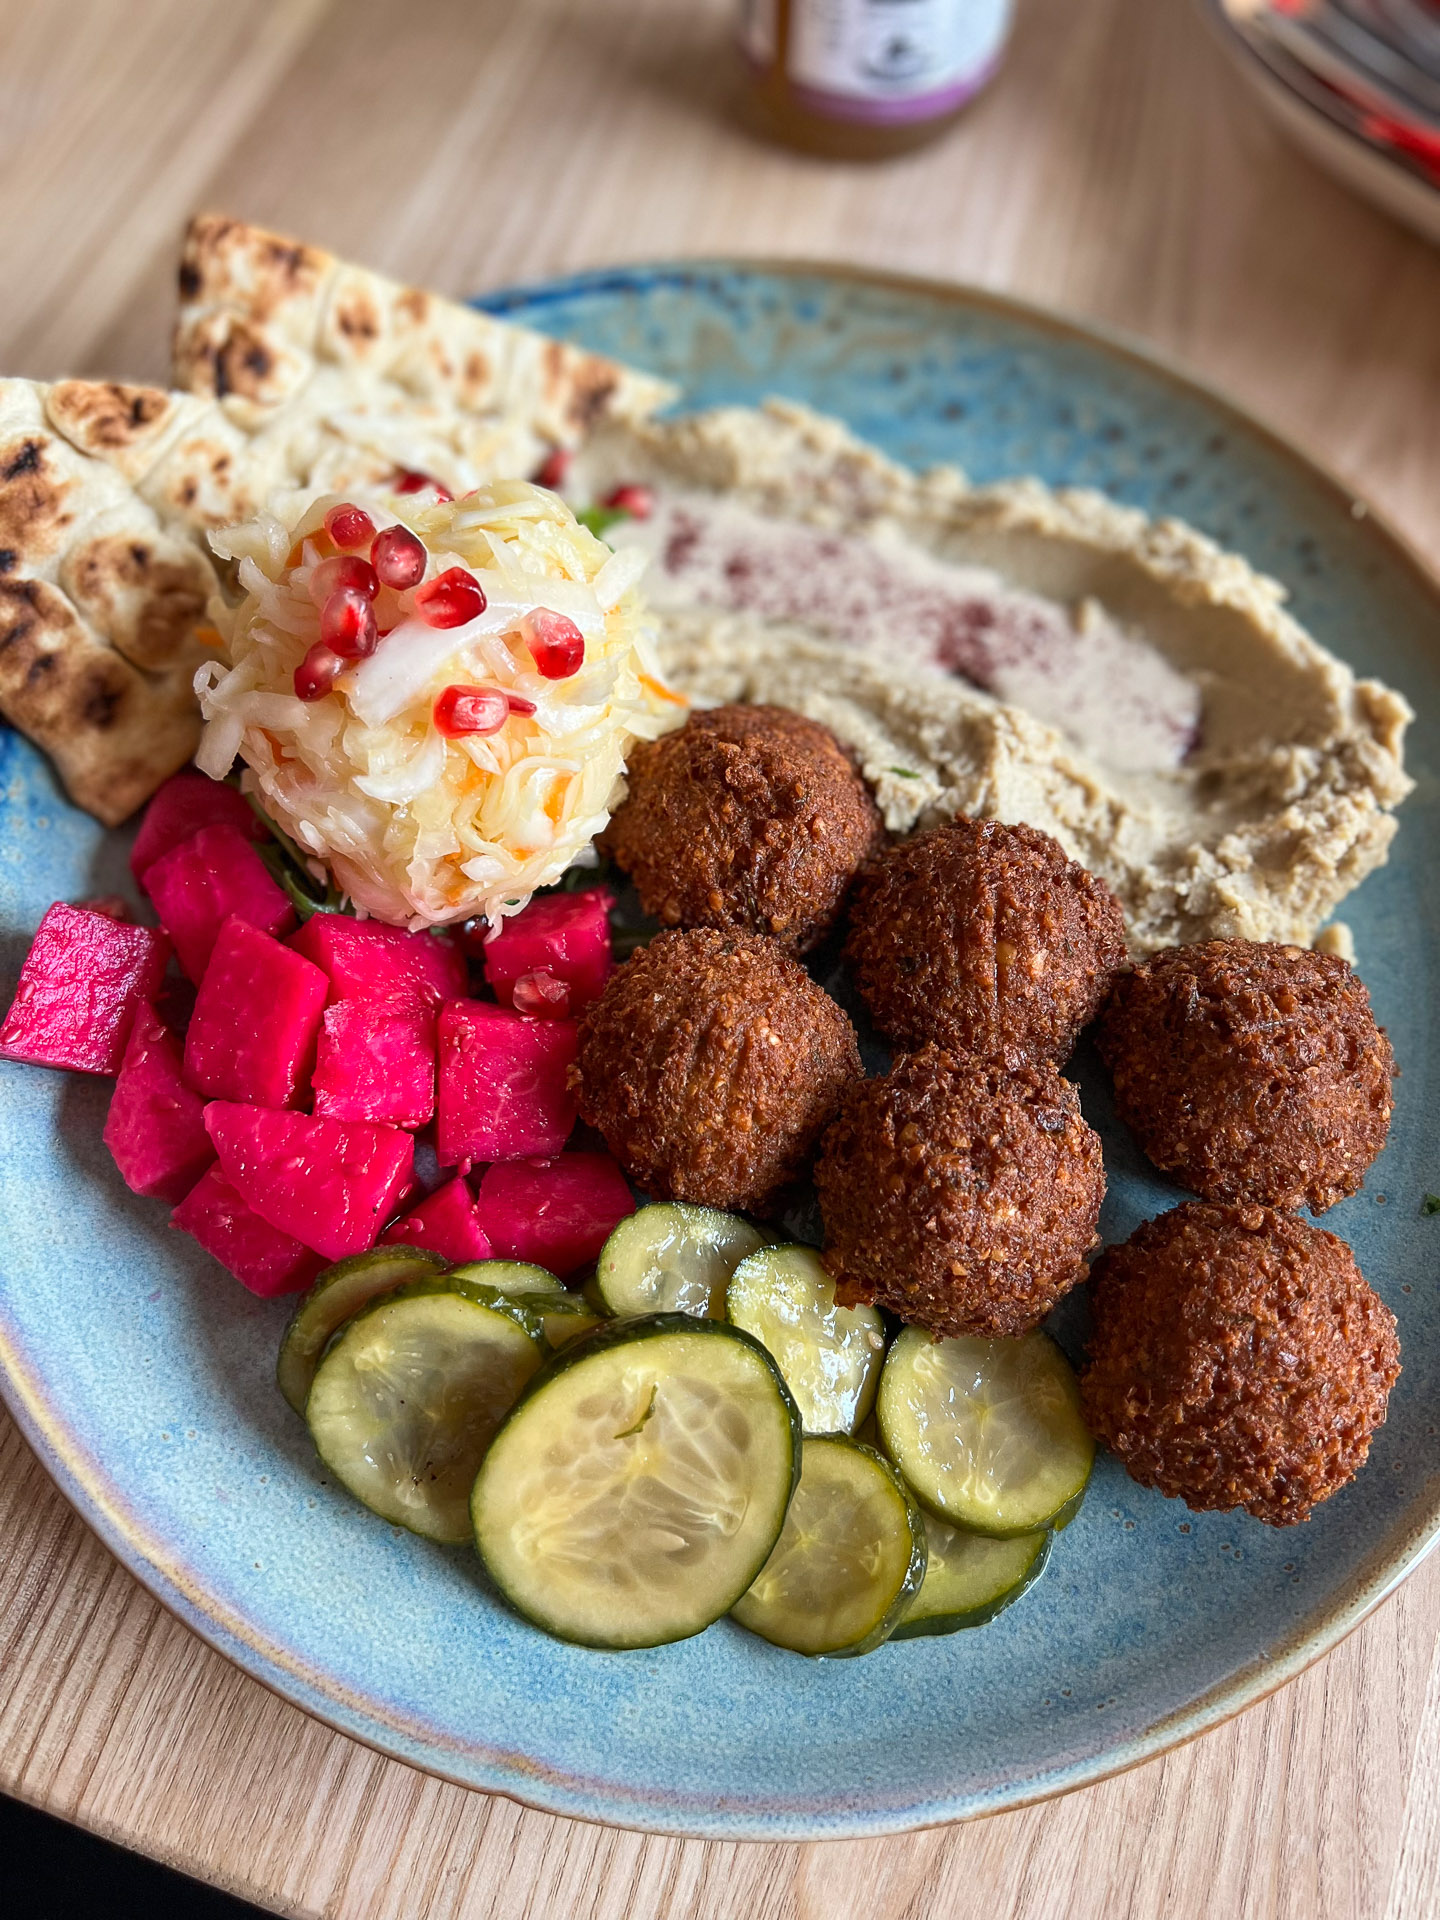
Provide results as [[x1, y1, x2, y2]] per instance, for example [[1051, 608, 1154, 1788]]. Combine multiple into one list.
[[784, 0, 1012, 125]]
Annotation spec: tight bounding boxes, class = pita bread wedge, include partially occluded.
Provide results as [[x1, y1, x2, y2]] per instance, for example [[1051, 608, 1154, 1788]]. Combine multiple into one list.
[[173, 214, 678, 469], [0, 378, 217, 824]]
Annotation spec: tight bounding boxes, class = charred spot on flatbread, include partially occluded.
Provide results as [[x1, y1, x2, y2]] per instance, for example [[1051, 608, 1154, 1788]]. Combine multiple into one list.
[[60, 532, 212, 674], [0, 575, 200, 824], [45, 380, 176, 456], [172, 310, 306, 414], [180, 212, 331, 324], [330, 281, 383, 354], [563, 357, 621, 433], [0, 434, 73, 570]]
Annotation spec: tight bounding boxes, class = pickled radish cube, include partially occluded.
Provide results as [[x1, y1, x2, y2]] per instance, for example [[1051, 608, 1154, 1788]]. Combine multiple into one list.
[[381, 1176, 493, 1264], [311, 1000, 435, 1129], [290, 916, 466, 1010], [436, 1001, 578, 1165], [477, 1154, 634, 1276], [131, 770, 267, 885], [103, 1004, 214, 1203], [145, 823, 294, 983], [172, 1165, 322, 1297], [483, 887, 614, 1014], [184, 918, 327, 1109], [0, 903, 169, 1076], [204, 1102, 415, 1262]]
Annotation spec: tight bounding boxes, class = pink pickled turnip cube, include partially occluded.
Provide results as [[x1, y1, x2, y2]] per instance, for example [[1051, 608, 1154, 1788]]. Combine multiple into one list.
[[0, 903, 169, 1076], [477, 1154, 634, 1276], [103, 1004, 214, 1203], [290, 916, 465, 1010], [435, 1000, 578, 1166], [173, 1164, 322, 1297], [131, 770, 267, 885], [311, 999, 435, 1129], [205, 1101, 415, 1261], [483, 887, 613, 1015], [184, 918, 327, 1109], [380, 1176, 493, 1264], [145, 823, 294, 984]]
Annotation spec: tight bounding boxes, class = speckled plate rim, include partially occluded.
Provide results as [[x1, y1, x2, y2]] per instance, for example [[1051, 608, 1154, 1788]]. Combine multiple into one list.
[[2, 259, 1439, 1842]]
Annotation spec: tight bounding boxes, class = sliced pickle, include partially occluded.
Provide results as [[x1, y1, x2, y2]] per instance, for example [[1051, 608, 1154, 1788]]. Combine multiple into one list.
[[893, 1516, 1051, 1639], [878, 1327, 1093, 1537], [726, 1243, 885, 1434], [472, 1315, 799, 1648], [277, 1246, 448, 1415], [307, 1280, 545, 1542], [596, 1203, 768, 1317], [447, 1258, 564, 1297], [731, 1435, 926, 1657]]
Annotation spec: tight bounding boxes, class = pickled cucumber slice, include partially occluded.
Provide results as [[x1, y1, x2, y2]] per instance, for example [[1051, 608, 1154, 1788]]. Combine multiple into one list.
[[731, 1436, 926, 1657], [473, 1316, 800, 1648], [893, 1517, 1050, 1639], [596, 1203, 768, 1318], [878, 1328, 1093, 1536], [307, 1280, 545, 1542], [477, 1288, 606, 1351], [726, 1244, 885, 1434], [277, 1246, 448, 1415], [447, 1259, 564, 1297]]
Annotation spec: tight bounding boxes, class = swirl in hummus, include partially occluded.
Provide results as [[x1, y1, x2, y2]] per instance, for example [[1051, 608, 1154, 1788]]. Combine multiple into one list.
[[568, 399, 1412, 954]]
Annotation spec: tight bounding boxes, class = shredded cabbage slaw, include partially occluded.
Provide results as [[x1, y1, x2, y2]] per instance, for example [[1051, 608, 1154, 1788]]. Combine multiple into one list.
[[196, 483, 685, 928]]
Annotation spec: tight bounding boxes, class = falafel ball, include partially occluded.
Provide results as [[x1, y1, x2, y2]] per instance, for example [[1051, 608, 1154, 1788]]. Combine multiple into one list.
[[571, 927, 861, 1214], [1096, 940, 1394, 1213], [602, 704, 883, 954], [1082, 1202, 1399, 1526], [843, 816, 1126, 1067], [815, 1044, 1105, 1338]]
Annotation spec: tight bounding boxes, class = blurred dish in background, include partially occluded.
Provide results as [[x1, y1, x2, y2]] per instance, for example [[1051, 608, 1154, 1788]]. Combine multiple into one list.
[[1205, 0, 1440, 242]]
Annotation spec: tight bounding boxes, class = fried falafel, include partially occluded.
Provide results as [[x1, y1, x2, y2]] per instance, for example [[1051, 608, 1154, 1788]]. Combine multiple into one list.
[[571, 926, 861, 1213], [815, 1044, 1105, 1339], [1082, 1202, 1399, 1526], [1096, 940, 1395, 1213], [843, 816, 1126, 1067], [603, 704, 882, 954]]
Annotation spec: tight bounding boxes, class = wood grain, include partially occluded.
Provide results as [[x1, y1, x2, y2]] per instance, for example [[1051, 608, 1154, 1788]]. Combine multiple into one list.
[[1, 0, 1438, 1914]]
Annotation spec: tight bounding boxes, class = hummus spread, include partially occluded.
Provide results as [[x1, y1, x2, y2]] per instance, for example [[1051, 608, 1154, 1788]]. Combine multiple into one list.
[[572, 401, 1412, 955]]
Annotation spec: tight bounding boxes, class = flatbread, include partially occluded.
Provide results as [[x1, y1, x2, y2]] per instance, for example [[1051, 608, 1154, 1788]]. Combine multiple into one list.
[[172, 213, 678, 485], [0, 378, 215, 824], [0, 220, 677, 825]]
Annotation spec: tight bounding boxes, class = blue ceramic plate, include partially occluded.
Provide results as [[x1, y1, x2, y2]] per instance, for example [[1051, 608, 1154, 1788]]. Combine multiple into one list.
[[2, 265, 1438, 1841]]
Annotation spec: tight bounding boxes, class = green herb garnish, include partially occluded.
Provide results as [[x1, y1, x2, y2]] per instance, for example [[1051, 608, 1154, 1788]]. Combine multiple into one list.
[[888, 767, 922, 780], [576, 504, 632, 540], [1423, 1194, 1440, 1216], [240, 786, 354, 921]]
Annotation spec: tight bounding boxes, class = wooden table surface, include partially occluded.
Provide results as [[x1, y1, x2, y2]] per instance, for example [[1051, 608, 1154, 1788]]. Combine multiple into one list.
[[2, 1, 1439, 1914]]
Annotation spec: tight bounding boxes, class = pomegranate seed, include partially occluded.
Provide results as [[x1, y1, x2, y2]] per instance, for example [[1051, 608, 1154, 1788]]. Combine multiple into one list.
[[319, 587, 379, 660], [295, 643, 343, 701], [511, 969, 571, 1018], [523, 608, 585, 679], [533, 448, 571, 491], [414, 567, 487, 629], [307, 554, 378, 606], [505, 692, 537, 717], [433, 684, 510, 737], [394, 469, 453, 501], [371, 524, 427, 591], [603, 482, 654, 519], [324, 504, 376, 550]]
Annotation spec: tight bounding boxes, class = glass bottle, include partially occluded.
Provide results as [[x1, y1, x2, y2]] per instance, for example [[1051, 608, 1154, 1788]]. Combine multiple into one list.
[[739, 0, 1014, 160]]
